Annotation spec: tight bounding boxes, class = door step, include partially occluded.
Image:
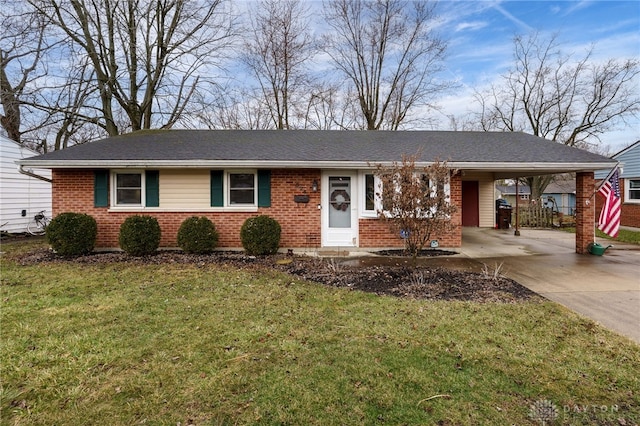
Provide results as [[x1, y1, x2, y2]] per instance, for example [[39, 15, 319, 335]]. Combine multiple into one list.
[[317, 249, 351, 257]]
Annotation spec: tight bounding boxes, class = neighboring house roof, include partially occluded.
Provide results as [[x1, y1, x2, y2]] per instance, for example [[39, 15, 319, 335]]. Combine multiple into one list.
[[19, 130, 616, 177], [496, 185, 531, 196], [496, 179, 575, 196], [545, 178, 576, 194]]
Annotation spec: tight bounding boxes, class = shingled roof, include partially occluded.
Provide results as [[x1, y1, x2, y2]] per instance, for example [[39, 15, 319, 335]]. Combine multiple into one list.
[[19, 130, 616, 177]]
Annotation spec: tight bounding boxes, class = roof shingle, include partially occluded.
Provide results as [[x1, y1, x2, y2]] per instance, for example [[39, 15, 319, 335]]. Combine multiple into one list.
[[22, 130, 614, 167]]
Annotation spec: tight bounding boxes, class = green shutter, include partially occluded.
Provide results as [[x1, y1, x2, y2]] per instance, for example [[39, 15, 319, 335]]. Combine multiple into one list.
[[94, 170, 109, 207], [258, 170, 271, 207], [210, 170, 223, 207], [145, 170, 160, 207]]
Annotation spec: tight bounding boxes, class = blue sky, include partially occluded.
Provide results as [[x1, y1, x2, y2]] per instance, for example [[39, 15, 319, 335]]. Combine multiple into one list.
[[431, 0, 640, 152]]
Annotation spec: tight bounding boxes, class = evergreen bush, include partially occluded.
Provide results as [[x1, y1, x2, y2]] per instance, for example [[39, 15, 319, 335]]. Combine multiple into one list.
[[177, 216, 219, 254], [45, 212, 98, 257], [240, 215, 281, 255], [119, 215, 161, 256]]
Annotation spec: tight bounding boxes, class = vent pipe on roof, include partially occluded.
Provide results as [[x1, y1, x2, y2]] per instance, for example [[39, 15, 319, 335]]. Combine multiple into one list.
[[18, 164, 53, 183]]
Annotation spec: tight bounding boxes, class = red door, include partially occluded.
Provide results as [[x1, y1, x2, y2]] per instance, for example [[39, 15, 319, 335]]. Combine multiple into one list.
[[462, 181, 479, 227]]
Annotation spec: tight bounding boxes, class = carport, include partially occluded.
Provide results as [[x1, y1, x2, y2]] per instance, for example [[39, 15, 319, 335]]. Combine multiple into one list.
[[474, 168, 599, 255]]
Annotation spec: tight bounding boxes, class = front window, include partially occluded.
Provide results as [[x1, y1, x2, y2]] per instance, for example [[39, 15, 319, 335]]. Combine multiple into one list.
[[228, 173, 256, 205], [116, 173, 142, 205], [420, 174, 451, 214], [365, 174, 375, 211], [627, 179, 640, 203], [360, 172, 382, 217]]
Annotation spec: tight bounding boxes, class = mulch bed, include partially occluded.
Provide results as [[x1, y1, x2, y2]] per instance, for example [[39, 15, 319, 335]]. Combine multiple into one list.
[[14, 248, 543, 303]]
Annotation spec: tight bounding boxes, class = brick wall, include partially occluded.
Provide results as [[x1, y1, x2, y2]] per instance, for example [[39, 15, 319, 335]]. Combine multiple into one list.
[[621, 203, 640, 228], [52, 169, 323, 248], [359, 173, 462, 248], [52, 168, 463, 249]]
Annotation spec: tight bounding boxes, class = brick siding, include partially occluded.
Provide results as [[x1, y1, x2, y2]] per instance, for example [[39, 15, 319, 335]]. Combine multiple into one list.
[[575, 172, 595, 254], [52, 168, 463, 249]]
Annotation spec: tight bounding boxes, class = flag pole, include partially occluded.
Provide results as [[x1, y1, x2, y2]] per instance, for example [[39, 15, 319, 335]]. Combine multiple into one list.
[[514, 179, 520, 236], [587, 162, 621, 205], [593, 162, 621, 194]]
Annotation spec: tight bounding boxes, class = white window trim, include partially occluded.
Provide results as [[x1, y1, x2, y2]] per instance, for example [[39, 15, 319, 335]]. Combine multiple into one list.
[[624, 178, 640, 204], [418, 174, 452, 218], [359, 171, 382, 218], [110, 170, 146, 209], [367, 171, 452, 219], [226, 170, 258, 208]]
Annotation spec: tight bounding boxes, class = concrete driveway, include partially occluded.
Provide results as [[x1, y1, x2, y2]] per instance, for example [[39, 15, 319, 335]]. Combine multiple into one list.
[[457, 228, 640, 344]]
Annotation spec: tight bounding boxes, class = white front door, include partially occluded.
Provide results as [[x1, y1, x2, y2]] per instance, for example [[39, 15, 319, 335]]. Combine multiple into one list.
[[322, 172, 358, 247]]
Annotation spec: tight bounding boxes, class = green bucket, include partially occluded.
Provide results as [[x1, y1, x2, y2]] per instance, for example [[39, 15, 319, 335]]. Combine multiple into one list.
[[588, 242, 612, 256]]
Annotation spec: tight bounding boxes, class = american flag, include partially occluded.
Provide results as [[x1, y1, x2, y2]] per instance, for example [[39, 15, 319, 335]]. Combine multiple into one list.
[[597, 167, 621, 238]]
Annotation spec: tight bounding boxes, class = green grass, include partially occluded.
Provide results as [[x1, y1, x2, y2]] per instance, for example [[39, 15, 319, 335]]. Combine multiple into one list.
[[560, 226, 640, 245], [2, 240, 639, 425]]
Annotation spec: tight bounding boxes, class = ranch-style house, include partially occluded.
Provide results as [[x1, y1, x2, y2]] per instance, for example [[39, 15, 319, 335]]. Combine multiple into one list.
[[17, 130, 616, 254]]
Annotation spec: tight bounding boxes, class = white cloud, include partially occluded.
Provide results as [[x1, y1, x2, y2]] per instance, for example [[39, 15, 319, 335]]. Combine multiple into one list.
[[490, 3, 534, 33], [455, 21, 488, 32], [562, 0, 594, 16]]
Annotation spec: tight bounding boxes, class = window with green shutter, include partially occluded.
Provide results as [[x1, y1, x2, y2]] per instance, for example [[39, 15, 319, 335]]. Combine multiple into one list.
[[111, 170, 149, 207], [114, 172, 143, 205]]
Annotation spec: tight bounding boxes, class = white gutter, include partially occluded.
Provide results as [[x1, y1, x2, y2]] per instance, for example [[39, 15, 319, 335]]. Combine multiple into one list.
[[18, 164, 53, 183], [16, 159, 617, 172]]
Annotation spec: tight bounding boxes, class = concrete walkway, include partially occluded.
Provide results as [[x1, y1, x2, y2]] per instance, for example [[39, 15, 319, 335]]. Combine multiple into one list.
[[457, 228, 640, 344]]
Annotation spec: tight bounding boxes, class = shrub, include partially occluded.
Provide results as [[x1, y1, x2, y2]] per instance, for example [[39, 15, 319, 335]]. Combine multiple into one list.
[[177, 216, 219, 254], [119, 215, 161, 256], [45, 212, 98, 256], [240, 215, 281, 255]]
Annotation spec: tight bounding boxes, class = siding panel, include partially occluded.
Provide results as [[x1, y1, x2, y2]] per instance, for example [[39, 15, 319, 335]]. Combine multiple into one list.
[[463, 172, 495, 228], [159, 170, 210, 209], [0, 137, 52, 233]]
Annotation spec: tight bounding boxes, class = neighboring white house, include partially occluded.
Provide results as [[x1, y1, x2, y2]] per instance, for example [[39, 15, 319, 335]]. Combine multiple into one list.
[[0, 136, 52, 234]]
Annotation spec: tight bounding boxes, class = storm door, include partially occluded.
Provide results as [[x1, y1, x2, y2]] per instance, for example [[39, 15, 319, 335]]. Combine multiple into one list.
[[322, 173, 358, 247]]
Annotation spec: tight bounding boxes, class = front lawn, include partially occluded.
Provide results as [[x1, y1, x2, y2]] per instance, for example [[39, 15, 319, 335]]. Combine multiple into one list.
[[1, 240, 639, 425]]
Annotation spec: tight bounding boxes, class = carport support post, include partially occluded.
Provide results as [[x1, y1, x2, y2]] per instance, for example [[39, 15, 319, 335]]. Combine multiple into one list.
[[575, 172, 595, 254], [514, 180, 520, 236]]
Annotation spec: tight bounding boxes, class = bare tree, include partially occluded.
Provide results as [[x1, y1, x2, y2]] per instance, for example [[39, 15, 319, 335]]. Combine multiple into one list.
[[1, 2, 108, 151], [0, 5, 56, 144], [192, 87, 274, 130], [47, 61, 101, 150], [322, 0, 450, 130], [28, 0, 235, 137], [476, 33, 640, 199], [374, 154, 457, 260], [300, 82, 364, 130], [242, 0, 314, 129]]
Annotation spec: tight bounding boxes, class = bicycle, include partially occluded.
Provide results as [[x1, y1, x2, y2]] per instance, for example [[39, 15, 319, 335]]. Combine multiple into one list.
[[27, 210, 51, 236]]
